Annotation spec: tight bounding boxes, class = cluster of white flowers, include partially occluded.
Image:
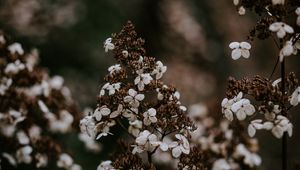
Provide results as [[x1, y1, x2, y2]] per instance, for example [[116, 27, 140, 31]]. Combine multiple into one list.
[[0, 77, 12, 95], [100, 82, 121, 96], [221, 92, 255, 121], [234, 144, 261, 168]]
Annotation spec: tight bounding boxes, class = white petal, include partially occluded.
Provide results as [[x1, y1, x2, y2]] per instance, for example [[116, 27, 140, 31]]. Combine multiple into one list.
[[172, 147, 182, 158], [135, 94, 145, 101], [241, 49, 250, 58], [229, 42, 240, 49], [128, 89, 137, 96], [248, 124, 256, 137], [240, 42, 251, 49], [231, 49, 242, 60]]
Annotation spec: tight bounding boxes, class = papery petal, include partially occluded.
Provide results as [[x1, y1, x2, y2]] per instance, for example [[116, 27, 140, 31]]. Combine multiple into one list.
[[229, 42, 240, 49], [240, 42, 251, 49]]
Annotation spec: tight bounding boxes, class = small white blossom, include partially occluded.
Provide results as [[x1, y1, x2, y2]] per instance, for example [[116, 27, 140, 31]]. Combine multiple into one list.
[[272, 0, 285, 5], [78, 133, 102, 152], [269, 22, 294, 38], [2, 153, 17, 167], [279, 40, 296, 62], [93, 106, 111, 121], [128, 120, 143, 137], [296, 7, 300, 26], [8, 43, 24, 55], [212, 159, 231, 170], [103, 38, 114, 52], [57, 153, 73, 169], [272, 115, 293, 138], [4, 60, 25, 74], [48, 110, 74, 133], [0, 77, 12, 95], [80, 115, 96, 138], [0, 35, 6, 44], [35, 153, 48, 168], [97, 160, 115, 170], [95, 120, 116, 140], [134, 70, 153, 91], [143, 108, 157, 126], [229, 42, 251, 60], [50, 76, 64, 90], [221, 98, 235, 121], [151, 61, 167, 79], [169, 134, 190, 158], [132, 130, 160, 154], [16, 131, 30, 145], [16, 146, 33, 164], [290, 87, 300, 106], [233, 0, 239, 6], [234, 144, 261, 167], [108, 64, 121, 74], [100, 82, 121, 96], [238, 6, 246, 15], [231, 98, 255, 120], [110, 104, 123, 118], [124, 89, 145, 108]]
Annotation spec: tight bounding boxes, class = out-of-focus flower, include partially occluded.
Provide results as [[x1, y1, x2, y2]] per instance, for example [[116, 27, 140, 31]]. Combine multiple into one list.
[[272, 115, 293, 138], [234, 144, 261, 167], [272, 0, 285, 5], [104, 38, 115, 52], [238, 6, 246, 15], [7, 43, 24, 55], [212, 159, 231, 170], [296, 8, 300, 26], [97, 160, 115, 170], [290, 87, 300, 106], [279, 40, 296, 62], [16, 146, 33, 164], [229, 42, 251, 60], [269, 22, 294, 38], [35, 153, 48, 168]]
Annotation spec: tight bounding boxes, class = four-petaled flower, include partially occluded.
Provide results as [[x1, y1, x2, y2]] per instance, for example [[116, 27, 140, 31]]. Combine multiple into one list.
[[134, 70, 153, 91], [124, 89, 145, 108], [108, 64, 121, 74], [169, 134, 190, 158], [143, 108, 158, 126], [151, 61, 167, 79], [279, 40, 296, 62], [269, 22, 294, 39], [103, 38, 115, 52], [231, 98, 255, 120], [93, 106, 111, 121], [272, 115, 293, 138], [229, 42, 251, 60], [100, 82, 121, 96], [132, 130, 160, 154]]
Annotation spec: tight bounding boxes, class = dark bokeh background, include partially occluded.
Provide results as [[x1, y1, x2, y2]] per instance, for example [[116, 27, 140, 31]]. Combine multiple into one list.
[[1, 0, 300, 169]]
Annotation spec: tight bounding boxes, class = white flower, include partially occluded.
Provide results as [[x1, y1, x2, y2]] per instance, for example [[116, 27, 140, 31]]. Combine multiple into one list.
[[169, 134, 190, 158], [0, 35, 6, 44], [80, 115, 96, 138], [238, 6, 246, 15], [124, 89, 145, 108], [290, 87, 300, 106], [128, 120, 143, 137], [221, 98, 234, 121], [229, 42, 251, 60], [134, 70, 153, 91], [103, 38, 114, 52], [57, 153, 73, 169], [231, 98, 255, 120], [212, 159, 231, 170], [35, 153, 48, 168], [279, 40, 296, 62], [132, 130, 160, 154], [272, 0, 285, 5], [296, 8, 300, 26], [272, 115, 293, 138], [4, 60, 25, 74], [28, 125, 41, 140], [109, 104, 123, 118], [233, 0, 239, 6], [8, 43, 24, 55], [151, 61, 167, 79], [234, 144, 261, 167], [78, 133, 102, 153], [97, 160, 115, 170], [95, 120, 116, 140], [16, 146, 33, 164], [48, 110, 74, 133], [2, 153, 17, 167], [93, 106, 111, 121], [16, 131, 30, 145], [50, 76, 64, 90], [143, 108, 157, 126], [0, 77, 12, 95], [269, 22, 294, 38], [100, 82, 121, 96], [122, 50, 129, 57], [264, 104, 281, 121], [108, 64, 121, 74]]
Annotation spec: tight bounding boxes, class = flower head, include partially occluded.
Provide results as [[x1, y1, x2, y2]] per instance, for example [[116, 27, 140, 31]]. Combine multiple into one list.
[[269, 22, 294, 38], [229, 42, 251, 60]]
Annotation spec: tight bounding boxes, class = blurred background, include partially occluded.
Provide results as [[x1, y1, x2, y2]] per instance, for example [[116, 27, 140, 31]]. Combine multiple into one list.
[[1, 0, 300, 169]]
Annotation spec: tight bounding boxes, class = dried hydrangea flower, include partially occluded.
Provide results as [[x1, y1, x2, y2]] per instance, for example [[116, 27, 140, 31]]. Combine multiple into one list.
[[229, 42, 251, 60]]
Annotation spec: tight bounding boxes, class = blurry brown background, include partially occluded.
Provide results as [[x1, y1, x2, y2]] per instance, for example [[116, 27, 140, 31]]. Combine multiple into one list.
[[1, 0, 300, 169]]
